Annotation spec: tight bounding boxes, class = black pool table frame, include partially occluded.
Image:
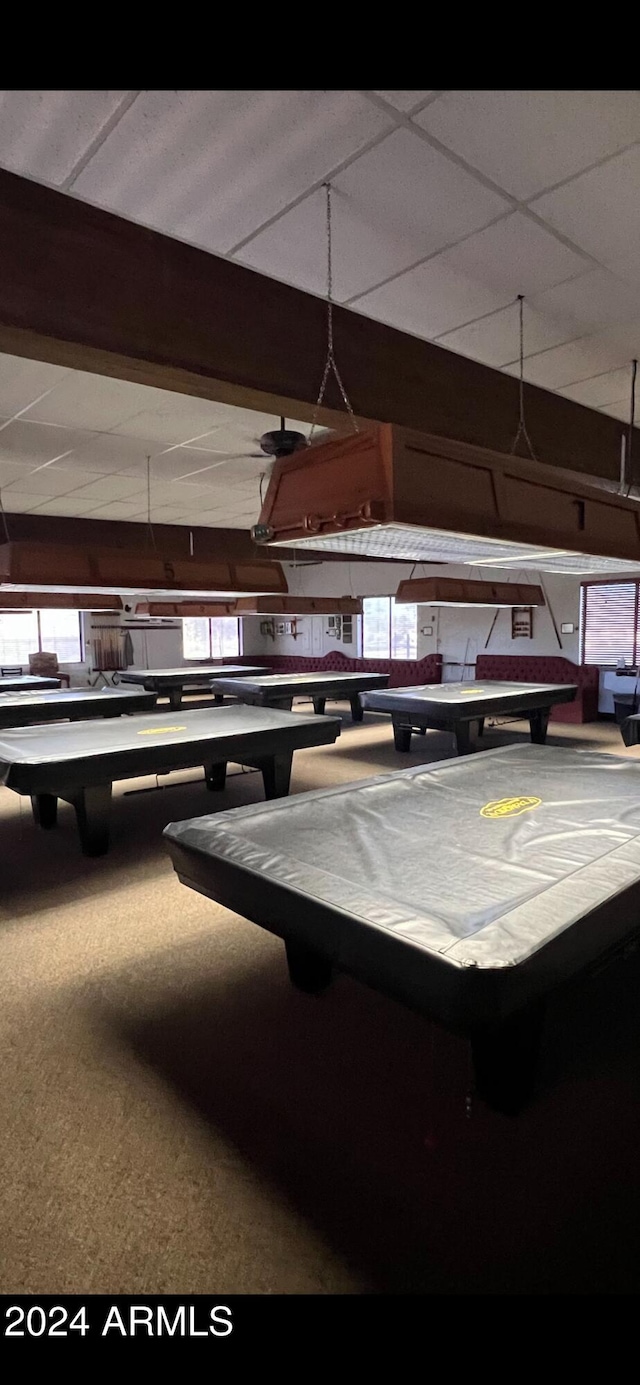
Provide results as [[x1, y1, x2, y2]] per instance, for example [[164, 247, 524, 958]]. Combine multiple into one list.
[[0, 707, 340, 856], [210, 671, 390, 722], [0, 687, 157, 728], [119, 666, 267, 710], [363, 681, 577, 755]]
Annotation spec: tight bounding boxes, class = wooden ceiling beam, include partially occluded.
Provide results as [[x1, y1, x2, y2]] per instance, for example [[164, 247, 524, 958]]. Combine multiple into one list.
[[0, 167, 634, 482]]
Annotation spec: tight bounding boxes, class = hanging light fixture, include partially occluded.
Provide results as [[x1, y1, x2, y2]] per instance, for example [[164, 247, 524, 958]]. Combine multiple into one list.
[[132, 600, 240, 619], [234, 595, 362, 616], [0, 542, 289, 596], [0, 591, 123, 611], [395, 576, 545, 608], [252, 423, 640, 575]]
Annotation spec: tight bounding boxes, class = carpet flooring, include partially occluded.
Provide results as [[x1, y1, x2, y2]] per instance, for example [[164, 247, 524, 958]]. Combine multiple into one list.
[[1, 708, 639, 1295]]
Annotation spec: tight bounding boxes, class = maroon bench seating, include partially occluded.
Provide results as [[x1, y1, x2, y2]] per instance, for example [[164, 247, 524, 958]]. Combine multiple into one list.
[[237, 650, 443, 687], [474, 654, 597, 724]]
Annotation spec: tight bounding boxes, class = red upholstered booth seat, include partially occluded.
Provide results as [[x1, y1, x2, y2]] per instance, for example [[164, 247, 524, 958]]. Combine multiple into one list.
[[474, 654, 598, 724], [237, 649, 443, 686]]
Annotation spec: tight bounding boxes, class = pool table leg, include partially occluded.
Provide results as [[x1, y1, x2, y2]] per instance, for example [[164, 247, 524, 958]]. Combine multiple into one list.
[[349, 694, 364, 722], [470, 1002, 546, 1116], [454, 722, 472, 755], [31, 793, 58, 829], [168, 689, 182, 712], [69, 785, 113, 857], [259, 752, 294, 799], [529, 708, 550, 744], [392, 720, 412, 752], [285, 939, 333, 994], [313, 697, 327, 715], [477, 717, 485, 737], [205, 761, 227, 791], [213, 693, 225, 705]]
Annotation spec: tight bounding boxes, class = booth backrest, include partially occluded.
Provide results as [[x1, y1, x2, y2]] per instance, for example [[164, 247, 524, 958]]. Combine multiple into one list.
[[240, 650, 443, 686], [474, 654, 598, 723]]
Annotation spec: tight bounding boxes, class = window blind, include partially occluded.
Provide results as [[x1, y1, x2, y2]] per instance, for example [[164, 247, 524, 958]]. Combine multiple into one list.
[[581, 582, 638, 666]]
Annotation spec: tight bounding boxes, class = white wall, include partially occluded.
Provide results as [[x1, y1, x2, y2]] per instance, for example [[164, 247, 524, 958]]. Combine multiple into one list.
[[57, 563, 581, 686], [242, 561, 583, 670]]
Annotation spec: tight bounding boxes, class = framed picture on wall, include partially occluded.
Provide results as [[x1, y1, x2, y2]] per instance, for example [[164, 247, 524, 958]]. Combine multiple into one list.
[[511, 606, 533, 639]]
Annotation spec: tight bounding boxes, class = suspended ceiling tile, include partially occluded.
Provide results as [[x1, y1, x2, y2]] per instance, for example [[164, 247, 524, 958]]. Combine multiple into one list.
[[0, 461, 31, 487], [81, 500, 147, 519], [109, 396, 245, 445], [435, 301, 578, 366], [0, 355, 70, 417], [61, 475, 146, 502], [557, 366, 636, 408], [0, 467, 80, 496], [21, 496, 95, 516], [598, 399, 631, 419], [531, 267, 640, 333], [415, 90, 640, 201], [238, 129, 510, 301], [0, 492, 40, 512], [373, 91, 434, 112], [606, 249, 640, 287], [53, 432, 157, 475], [24, 369, 159, 430], [532, 145, 640, 262], [0, 90, 132, 185], [436, 212, 587, 299], [72, 90, 394, 253], [354, 257, 512, 340], [503, 332, 631, 390], [0, 420, 89, 469]]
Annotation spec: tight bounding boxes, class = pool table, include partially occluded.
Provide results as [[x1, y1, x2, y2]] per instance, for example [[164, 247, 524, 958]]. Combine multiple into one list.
[[0, 704, 340, 856], [210, 670, 390, 722], [0, 674, 61, 693], [119, 665, 267, 709], [165, 742, 640, 1114], [0, 686, 156, 728], [363, 680, 577, 755]]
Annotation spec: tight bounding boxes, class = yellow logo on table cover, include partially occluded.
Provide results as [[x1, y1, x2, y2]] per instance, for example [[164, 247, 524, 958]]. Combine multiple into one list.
[[480, 796, 541, 819], [137, 725, 187, 735]]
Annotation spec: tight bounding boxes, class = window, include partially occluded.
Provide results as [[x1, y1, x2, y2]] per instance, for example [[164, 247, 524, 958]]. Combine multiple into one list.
[[0, 609, 83, 665], [362, 597, 418, 660], [580, 581, 640, 665], [182, 617, 241, 661]]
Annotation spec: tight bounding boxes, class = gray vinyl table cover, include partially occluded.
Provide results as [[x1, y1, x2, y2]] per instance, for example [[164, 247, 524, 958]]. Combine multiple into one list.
[[0, 674, 61, 692], [120, 665, 266, 690], [209, 671, 390, 700], [0, 686, 156, 727], [0, 704, 341, 793], [164, 743, 640, 1030], [362, 680, 577, 719]]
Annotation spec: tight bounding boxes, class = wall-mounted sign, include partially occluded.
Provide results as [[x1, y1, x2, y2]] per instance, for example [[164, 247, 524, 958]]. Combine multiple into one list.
[[511, 606, 533, 639]]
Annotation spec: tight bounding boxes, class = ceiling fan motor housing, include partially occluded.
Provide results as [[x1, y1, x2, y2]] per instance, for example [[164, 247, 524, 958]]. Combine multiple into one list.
[[259, 429, 308, 459]]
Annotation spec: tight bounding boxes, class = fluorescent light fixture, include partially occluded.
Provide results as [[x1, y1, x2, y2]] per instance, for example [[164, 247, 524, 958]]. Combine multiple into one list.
[[234, 595, 363, 616], [252, 425, 640, 576], [395, 577, 545, 608], [0, 590, 123, 611], [0, 543, 288, 596]]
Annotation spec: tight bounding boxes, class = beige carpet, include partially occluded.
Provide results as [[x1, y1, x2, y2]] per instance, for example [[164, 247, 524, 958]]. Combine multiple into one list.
[[1, 710, 639, 1295]]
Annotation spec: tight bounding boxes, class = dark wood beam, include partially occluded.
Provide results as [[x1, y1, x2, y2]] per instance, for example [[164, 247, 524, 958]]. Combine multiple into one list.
[[0, 513, 374, 565], [0, 168, 633, 482]]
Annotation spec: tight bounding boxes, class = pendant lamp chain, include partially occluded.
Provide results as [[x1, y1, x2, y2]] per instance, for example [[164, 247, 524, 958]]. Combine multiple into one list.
[[146, 454, 157, 550], [510, 294, 538, 462], [0, 488, 10, 544], [309, 183, 358, 440], [624, 357, 638, 497]]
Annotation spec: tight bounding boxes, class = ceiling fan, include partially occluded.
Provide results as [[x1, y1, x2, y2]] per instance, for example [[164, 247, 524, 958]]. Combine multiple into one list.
[[238, 417, 331, 464]]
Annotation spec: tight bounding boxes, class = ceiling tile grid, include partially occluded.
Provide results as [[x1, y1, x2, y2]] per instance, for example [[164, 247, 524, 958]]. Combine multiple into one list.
[[0, 91, 640, 525]]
